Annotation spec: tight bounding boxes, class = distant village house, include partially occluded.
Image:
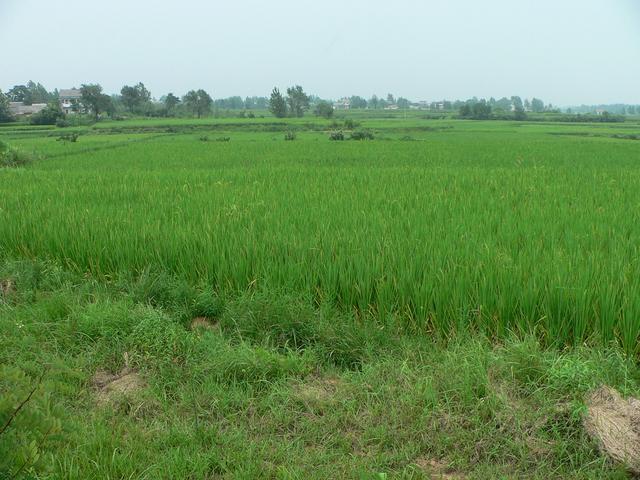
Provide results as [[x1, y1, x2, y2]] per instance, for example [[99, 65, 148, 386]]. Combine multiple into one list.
[[59, 88, 82, 114], [333, 98, 351, 110]]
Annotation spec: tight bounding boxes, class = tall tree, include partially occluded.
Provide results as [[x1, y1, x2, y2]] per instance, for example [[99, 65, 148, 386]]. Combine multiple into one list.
[[285, 85, 310, 117], [0, 90, 14, 123], [7, 85, 30, 103], [120, 82, 151, 113], [349, 96, 368, 109], [183, 89, 212, 118], [80, 84, 113, 119], [269, 87, 287, 118], [511, 96, 526, 120], [163, 93, 180, 115], [369, 95, 379, 109], [7, 82, 53, 105], [397, 97, 411, 109], [530, 98, 545, 113]]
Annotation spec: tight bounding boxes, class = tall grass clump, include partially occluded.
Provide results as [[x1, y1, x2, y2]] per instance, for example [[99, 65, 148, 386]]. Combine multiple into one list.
[[0, 141, 33, 168]]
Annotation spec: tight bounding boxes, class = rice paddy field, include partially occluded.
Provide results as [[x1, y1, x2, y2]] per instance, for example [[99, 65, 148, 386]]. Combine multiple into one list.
[[2, 113, 640, 478]]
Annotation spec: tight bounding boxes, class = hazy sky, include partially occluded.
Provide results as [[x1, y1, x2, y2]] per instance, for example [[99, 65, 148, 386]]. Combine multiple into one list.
[[1, 0, 638, 105]]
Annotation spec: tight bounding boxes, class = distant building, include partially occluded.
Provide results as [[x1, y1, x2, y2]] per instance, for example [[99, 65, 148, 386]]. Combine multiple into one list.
[[59, 88, 82, 114], [8, 102, 47, 116], [333, 98, 350, 110], [384, 104, 399, 110]]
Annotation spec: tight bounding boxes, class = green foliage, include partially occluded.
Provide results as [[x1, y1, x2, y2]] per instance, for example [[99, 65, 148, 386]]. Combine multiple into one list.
[[459, 100, 492, 120], [343, 119, 359, 130], [56, 133, 79, 143], [314, 100, 334, 119], [269, 87, 287, 118], [120, 82, 152, 113], [80, 84, 114, 119], [182, 89, 212, 118], [285, 85, 310, 117], [2, 116, 640, 354], [350, 129, 374, 140], [162, 93, 181, 115], [284, 130, 297, 141], [0, 90, 14, 123], [7, 81, 55, 105], [531, 97, 545, 113], [0, 367, 62, 479], [0, 266, 637, 478], [30, 103, 65, 125], [0, 141, 33, 168], [329, 130, 344, 141]]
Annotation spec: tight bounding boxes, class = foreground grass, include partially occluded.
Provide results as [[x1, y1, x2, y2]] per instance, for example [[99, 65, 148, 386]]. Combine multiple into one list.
[[1, 258, 638, 479]]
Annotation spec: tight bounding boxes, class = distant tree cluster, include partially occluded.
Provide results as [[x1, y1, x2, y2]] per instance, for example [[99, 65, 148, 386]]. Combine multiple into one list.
[[459, 100, 492, 120], [120, 82, 151, 113], [183, 90, 213, 118], [80, 84, 114, 120], [6, 81, 57, 105], [269, 86, 311, 118], [566, 104, 640, 115], [2, 78, 638, 124]]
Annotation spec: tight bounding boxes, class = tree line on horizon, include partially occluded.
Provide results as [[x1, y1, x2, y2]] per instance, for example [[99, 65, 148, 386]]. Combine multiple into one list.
[[1, 80, 638, 124]]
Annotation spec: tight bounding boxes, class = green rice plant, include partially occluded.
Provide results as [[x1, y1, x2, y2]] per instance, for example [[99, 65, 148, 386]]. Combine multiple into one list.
[[2, 117, 640, 353]]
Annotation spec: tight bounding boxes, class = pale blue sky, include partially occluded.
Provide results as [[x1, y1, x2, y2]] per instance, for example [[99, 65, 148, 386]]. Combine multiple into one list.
[[1, 0, 638, 105]]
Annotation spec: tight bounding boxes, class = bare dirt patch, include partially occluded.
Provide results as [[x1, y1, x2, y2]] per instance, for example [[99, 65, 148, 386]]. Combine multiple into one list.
[[292, 376, 343, 411], [414, 458, 466, 479], [92, 366, 146, 406], [0, 278, 15, 297], [584, 386, 640, 475], [190, 316, 219, 332]]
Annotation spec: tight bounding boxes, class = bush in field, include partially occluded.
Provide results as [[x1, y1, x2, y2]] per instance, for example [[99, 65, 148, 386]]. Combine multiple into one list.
[[314, 101, 334, 119], [216, 136, 231, 142], [350, 129, 374, 140], [199, 135, 209, 142], [329, 130, 345, 141], [284, 130, 297, 141], [30, 104, 65, 125], [344, 119, 360, 130], [0, 141, 33, 168], [56, 133, 79, 143]]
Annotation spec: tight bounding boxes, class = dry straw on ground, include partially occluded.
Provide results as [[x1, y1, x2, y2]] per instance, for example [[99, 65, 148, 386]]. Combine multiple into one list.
[[584, 386, 640, 475]]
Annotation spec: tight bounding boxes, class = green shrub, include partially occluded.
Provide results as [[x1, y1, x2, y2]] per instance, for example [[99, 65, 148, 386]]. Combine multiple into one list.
[[55, 117, 70, 128], [0, 366, 62, 479], [0, 141, 33, 168], [190, 290, 225, 319], [344, 119, 360, 130], [329, 130, 345, 141], [350, 129, 374, 140], [56, 133, 79, 143], [30, 104, 64, 125], [284, 131, 297, 141]]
